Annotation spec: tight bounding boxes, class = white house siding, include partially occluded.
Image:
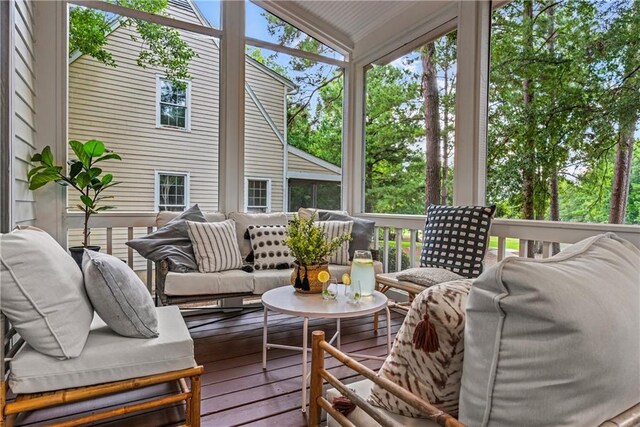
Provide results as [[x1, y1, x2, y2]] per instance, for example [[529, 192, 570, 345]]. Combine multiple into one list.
[[67, 2, 293, 266], [288, 151, 340, 176], [13, 0, 36, 226], [67, 5, 220, 266], [244, 61, 287, 212]]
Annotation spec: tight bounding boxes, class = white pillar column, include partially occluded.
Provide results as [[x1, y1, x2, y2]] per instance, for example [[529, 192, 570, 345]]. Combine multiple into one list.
[[342, 62, 366, 214], [219, 1, 245, 213], [453, 0, 491, 206], [33, 0, 68, 245]]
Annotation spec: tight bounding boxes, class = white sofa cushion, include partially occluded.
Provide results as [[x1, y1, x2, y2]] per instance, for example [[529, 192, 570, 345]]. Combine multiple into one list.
[[9, 306, 196, 394], [165, 270, 254, 296], [252, 269, 294, 295], [0, 226, 93, 359], [459, 233, 640, 426], [83, 250, 158, 338], [228, 212, 288, 260], [327, 379, 440, 427]]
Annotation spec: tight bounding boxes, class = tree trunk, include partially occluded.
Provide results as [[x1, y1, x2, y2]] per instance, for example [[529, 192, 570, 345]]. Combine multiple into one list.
[[522, 0, 536, 257], [441, 56, 450, 205], [609, 113, 637, 223], [422, 42, 441, 210], [546, 1, 560, 255], [549, 174, 561, 254]]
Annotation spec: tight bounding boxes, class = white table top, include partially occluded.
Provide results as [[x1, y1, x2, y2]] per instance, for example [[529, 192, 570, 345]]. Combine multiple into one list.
[[261, 286, 388, 318]]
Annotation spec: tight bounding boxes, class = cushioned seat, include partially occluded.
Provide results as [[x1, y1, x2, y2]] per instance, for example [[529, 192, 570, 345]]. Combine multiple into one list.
[[164, 269, 254, 296], [9, 306, 196, 394], [252, 268, 293, 294], [326, 379, 439, 427]]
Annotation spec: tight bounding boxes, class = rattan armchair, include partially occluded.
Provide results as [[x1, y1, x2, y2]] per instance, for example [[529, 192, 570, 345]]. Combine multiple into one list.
[[308, 330, 640, 427], [0, 312, 203, 427]]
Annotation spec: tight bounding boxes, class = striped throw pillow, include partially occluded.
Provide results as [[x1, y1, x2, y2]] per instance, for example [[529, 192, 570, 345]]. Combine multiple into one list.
[[316, 220, 353, 265], [186, 220, 243, 273]]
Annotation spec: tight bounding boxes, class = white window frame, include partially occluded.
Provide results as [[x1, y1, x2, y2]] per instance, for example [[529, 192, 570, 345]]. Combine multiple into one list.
[[244, 177, 271, 213], [156, 75, 192, 131], [154, 170, 191, 212]]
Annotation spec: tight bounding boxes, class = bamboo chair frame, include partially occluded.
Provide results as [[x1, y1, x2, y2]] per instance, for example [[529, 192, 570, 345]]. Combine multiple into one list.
[[308, 331, 463, 427], [0, 313, 204, 427], [308, 330, 640, 427]]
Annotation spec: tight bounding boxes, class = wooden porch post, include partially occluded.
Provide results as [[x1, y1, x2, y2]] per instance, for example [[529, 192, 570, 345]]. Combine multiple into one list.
[[308, 331, 325, 427]]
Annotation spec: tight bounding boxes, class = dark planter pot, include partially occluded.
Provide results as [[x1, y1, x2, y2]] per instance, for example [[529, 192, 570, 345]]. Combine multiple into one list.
[[69, 246, 100, 269]]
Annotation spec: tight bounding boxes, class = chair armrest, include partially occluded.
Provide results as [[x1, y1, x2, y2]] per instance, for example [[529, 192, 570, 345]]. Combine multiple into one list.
[[598, 402, 640, 427], [308, 330, 463, 427]]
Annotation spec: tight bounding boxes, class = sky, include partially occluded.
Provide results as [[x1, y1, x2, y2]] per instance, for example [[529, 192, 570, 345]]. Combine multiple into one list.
[[193, 0, 295, 46]]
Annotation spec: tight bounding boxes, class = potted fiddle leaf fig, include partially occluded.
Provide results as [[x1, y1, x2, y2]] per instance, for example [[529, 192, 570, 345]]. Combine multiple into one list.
[[28, 139, 121, 266], [285, 214, 351, 294]]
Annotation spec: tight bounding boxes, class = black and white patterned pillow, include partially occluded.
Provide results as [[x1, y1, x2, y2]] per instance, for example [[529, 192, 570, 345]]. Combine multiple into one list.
[[420, 204, 496, 278], [247, 225, 294, 270]]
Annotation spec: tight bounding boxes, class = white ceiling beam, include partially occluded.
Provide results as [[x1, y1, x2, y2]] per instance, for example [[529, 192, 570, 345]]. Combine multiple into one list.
[[251, 0, 354, 58]]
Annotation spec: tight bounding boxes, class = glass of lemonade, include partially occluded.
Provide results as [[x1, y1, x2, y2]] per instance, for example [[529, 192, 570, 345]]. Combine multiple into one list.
[[350, 250, 375, 296], [322, 278, 338, 300]]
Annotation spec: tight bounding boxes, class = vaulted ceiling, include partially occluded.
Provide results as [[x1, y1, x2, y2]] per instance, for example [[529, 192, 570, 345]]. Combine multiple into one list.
[[256, 0, 455, 61]]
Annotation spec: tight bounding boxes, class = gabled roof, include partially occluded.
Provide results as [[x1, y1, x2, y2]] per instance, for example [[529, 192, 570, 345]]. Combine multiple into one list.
[[287, 145, 341, 175]]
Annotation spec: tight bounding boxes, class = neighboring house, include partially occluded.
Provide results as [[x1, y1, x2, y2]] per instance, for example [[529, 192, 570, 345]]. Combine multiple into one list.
[[68, 0, 340, 217], [67, 0, 341, 266]]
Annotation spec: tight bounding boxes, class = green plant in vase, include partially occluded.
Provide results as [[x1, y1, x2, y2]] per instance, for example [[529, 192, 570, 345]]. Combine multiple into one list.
[[285, 214, 351, 294], [28, 140, 121, 266]]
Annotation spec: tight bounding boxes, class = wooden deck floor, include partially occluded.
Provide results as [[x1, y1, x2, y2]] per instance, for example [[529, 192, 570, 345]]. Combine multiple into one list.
[[14, 308, 403, 427]]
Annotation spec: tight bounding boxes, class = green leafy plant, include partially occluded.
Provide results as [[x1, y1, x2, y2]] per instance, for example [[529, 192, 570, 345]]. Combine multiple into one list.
[[28, 140, 122, 247], [284, 214, 351, 265]]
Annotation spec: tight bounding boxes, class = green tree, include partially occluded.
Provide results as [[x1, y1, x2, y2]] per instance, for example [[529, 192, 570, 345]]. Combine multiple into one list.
[[69, 0, 197, 86], [488, 0, 638, 228]]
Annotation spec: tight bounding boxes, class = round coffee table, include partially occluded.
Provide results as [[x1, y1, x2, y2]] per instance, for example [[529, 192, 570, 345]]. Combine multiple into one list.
[[261, 286, 391, 412]]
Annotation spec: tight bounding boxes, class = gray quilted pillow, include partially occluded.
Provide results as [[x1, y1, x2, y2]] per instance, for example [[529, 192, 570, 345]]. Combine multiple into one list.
[[396, 267, 465, 287], [83, 250, 158, 338]]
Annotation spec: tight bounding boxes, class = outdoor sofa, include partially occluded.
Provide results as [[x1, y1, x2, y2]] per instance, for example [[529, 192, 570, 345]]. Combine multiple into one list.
[[151, 210, 383, 307]]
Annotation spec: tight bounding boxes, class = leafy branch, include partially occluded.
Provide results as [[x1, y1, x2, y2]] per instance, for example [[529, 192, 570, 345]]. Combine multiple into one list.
[[28, 140, 122, 247], [285, 214, 351, 265]]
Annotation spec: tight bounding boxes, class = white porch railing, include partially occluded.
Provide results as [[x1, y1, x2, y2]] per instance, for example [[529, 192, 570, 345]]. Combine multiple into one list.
[[66, 212, 158, 292], [356, 213, 640, 273], [65, 212, 640, 290]]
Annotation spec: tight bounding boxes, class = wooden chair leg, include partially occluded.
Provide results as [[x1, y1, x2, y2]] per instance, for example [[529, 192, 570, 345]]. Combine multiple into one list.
[[190, 374, 201, 427]]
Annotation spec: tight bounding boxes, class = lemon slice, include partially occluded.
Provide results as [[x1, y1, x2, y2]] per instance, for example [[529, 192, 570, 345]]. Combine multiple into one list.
[[342, 273, 351, 285], [317, 270, 330, 283]]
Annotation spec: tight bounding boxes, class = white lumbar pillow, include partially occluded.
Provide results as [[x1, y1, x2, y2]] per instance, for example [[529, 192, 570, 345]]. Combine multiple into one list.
[[0, 227, 94, 359]]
